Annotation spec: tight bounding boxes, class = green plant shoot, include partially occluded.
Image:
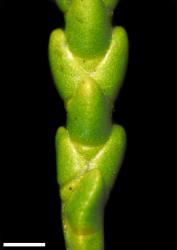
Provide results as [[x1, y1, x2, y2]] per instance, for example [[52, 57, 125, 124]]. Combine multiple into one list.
[[49, 0, 128, 249]]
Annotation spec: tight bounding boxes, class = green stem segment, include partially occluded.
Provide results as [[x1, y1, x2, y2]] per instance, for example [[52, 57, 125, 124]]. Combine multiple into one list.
[[49, 0, 128, 249]]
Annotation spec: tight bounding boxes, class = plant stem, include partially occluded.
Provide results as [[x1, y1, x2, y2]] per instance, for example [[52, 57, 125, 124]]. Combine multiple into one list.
[[49, 0, 128, 249]]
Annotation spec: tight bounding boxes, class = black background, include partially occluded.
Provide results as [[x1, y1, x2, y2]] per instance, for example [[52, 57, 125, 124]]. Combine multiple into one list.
[[1, 0, 177, 249]]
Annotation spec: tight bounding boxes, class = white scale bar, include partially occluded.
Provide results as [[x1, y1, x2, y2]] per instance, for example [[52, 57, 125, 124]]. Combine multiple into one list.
[[3, 243, 45, 247]]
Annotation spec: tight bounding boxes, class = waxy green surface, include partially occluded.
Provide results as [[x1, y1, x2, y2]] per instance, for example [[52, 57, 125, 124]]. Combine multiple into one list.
[[49, 0, 128, 249]]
